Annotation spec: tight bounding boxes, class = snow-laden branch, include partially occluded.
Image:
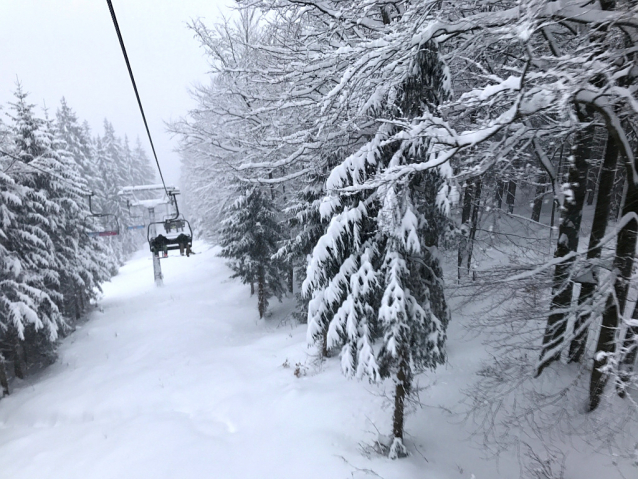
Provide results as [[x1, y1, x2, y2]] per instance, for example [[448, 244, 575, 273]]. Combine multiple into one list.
[[574, 89, 637, 183]]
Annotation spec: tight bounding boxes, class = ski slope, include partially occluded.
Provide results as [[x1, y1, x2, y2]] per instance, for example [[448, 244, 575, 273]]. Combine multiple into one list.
[[0, 243, 630, 478]]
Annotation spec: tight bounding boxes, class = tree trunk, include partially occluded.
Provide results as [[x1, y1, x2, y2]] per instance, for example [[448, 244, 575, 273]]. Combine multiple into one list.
[[73, 287, 82, 320], [589, 171, 638, 411], [257, 268, 266, 319], [537, 122, 592, 376], [78, 288, 85, 314], [466, 178, 482, 274], [389, 357, 410, 459], [288, 266, 294, 294], [549, 145, 566, 246], [73, 296, 80, 321], [495, 181, 505, 209], [268, 172, 275, 201], [14, 341, 26, 379], [250, 282, 255, 296], [506, 180, 517, 214], [569, 132, 618, 362], [321, 326, 329, 358], [610, 163, 626, 220], [458, 181, 475, 280], [531, 174, 547, 222], [618, 300, 638, 397], [0, 357, 9, 396], [586, 162, 600, 206]]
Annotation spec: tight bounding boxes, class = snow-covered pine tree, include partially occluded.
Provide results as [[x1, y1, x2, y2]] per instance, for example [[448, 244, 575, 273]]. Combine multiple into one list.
[[303, 26, 452, 457], [117, 137, 143, 252], [0, 152, 42, 384], [274, 168, 331, 325], [1, 88, 151, 381], [79, 121, 99, 183], [3, 84, 64, 371], [40, 109, 84, 321], [56, 99, 113, 272], [219, 187, 285, 318], [53, 102, 112, 323], [132, 137, 156, 188], [102, 120, 138, 257], [92, 132, 123, 268], [0, 115, 44, 388], [57, 99, 97, 181], [376, 172, 449, 459]]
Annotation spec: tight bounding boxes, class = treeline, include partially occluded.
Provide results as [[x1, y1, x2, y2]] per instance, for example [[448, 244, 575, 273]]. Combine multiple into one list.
[[0, 83, 154, 391], [174, 0, 638, 470]]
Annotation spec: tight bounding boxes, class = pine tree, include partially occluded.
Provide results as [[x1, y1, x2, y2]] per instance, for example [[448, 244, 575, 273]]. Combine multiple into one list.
[[0, 158, 45, 380], [0, 87, 150, 381], [0, 140, 41, 386], [132, 137, 156, 188], [274, 170, 330, 324], [219, 187, 285, 318], [3, 84, 64, 370], [377, 173, 448, 458], [55, 101, 112, 322], [304, 40, 452, 458], [92, 133, 124, 267]]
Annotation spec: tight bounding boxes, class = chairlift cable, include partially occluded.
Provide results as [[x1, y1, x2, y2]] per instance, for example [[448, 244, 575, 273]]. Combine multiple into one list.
[[105, 0, 169, 198]]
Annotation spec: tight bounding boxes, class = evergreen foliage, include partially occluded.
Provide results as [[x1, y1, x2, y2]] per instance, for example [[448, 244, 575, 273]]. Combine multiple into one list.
[[0, 83, 155, 386], [274, 171, 329, 324], [219, 187, 285, 318], [171, 0, 638, 468]]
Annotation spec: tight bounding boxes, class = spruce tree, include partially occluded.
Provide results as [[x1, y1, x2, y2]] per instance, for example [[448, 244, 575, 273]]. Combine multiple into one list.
[[132, 137, 156, 188], [0, 87, 148, 380], [54, 102, 112, 321], [274, 170, 329, 325], [304, 42, 451, 458], [3, 85, 63, 370], [219, 187, 285, 318], [92, 133, 124, 267]]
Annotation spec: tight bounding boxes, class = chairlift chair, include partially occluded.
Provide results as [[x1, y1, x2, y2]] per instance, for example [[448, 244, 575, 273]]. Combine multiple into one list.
[[147, 192, 193, 257], [84, 194, 120, 237], [125, 199, 146, 231], [148, 217, 193, 257]]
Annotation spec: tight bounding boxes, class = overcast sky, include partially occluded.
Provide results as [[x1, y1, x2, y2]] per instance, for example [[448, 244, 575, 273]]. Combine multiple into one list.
[[0, 0, 231, 186]]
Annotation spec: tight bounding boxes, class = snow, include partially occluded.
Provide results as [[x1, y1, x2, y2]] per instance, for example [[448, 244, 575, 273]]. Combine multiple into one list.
[[129, 198, 171, 209], [0, 242, 632, 478], [119, 185, 178, 194], [460, 75, 521, 102]]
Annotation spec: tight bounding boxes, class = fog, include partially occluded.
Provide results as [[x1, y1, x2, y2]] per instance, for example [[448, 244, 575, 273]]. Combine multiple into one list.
[[0, 0, 230, 185]]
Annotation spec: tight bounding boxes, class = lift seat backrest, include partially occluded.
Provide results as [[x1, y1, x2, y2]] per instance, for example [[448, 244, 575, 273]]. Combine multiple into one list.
[[164, 219, 185, 233]]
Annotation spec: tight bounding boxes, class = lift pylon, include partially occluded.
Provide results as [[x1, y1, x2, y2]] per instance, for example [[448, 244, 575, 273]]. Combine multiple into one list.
[[119, 185, 192, 286]]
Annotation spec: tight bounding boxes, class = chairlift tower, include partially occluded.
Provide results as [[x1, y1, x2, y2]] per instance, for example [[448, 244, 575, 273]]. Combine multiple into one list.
[[106, 1, 191, 286], [119, 184, 181, 287], [149, 205, 163, 286]]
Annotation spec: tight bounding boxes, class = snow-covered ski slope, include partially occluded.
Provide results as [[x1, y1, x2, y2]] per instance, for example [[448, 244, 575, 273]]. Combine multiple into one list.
[[0, 243, 629, 479]]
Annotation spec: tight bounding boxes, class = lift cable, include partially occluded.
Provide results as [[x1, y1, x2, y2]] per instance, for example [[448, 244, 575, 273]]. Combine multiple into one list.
[[105, 0, 169, 197]]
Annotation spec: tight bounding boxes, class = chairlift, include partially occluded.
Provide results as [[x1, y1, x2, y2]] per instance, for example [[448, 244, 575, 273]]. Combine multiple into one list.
[[125, 199, 146, 231], [147, 192, 193, 258], [84, 193, 120, 237]]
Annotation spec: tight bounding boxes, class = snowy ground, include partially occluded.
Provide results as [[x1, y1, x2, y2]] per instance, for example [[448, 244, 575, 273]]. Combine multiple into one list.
[[0, 242, 632, 478]]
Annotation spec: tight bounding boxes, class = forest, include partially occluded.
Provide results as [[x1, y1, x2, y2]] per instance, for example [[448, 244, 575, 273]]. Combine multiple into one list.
[[0, 83, 155, 389], [172, 0, 638, 474]]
